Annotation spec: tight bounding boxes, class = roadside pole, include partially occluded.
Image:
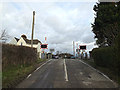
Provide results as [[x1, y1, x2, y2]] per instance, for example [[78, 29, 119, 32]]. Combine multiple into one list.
[[31, 11, 35, 47], [45, 37, 47, 59], [73, 41, 75, 56]]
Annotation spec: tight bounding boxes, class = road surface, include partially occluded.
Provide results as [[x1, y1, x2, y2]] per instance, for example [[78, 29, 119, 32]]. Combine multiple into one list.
[[16, 59, 118, 88]]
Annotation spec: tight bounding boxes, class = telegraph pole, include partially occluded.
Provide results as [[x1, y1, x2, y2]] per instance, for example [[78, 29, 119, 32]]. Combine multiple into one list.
[[73, 41, 75, 56], [76, 43, 78, 57], [31, 11, 35, 47]]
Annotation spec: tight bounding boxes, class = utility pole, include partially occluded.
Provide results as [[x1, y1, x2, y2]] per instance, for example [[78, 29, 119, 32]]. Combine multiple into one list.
[[73, 41, 75, 56], [76, 43, 78, 57], [31, 11, 35, 47]]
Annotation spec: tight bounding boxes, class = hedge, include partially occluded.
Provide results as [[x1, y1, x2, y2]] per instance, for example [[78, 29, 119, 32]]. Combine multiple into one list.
[[114, 33, 120, 75], [91, 33, 120, 75], [92, 47, 116, 67], [2, 44, 38, 69]]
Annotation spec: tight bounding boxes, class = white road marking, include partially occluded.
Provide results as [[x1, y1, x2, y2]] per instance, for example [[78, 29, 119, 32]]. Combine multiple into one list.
[[79, 60, 114, 82], [26, 74, 31, 79], [26, 59, 52, 79], [34, 59, 52, 72], [64, 59, 68, 81]]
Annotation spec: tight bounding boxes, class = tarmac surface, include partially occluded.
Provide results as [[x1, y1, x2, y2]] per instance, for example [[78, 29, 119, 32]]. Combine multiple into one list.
[[16, 59, 118, 88]]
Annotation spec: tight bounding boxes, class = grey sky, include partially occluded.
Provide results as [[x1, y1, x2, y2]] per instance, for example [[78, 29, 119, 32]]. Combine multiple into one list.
[[0, 1, 98, 54]]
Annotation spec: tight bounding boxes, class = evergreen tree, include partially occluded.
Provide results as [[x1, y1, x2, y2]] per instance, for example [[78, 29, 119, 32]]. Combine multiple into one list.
[[92, 2, 120, 47]]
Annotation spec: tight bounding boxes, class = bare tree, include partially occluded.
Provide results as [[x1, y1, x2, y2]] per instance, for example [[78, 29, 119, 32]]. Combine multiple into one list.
[[0, 29, 9, 43]]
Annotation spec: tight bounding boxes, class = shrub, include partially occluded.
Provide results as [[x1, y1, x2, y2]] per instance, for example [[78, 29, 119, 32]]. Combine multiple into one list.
[[2, 44, 37, 69], [91, 33, 120, 75], [114, 33, 120, 75], [91, 47, 116, 68]]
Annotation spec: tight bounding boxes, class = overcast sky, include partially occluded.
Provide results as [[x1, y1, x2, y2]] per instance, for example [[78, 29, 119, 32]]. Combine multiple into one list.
[[0, 0, 98, 54]]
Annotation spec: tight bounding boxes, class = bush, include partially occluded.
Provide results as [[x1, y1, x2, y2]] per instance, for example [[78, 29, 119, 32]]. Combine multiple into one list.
[[114, 33, 120, 75], [92, 47, 116, 68], [2, 44, 38, 69], [91, 32, 120, 75]]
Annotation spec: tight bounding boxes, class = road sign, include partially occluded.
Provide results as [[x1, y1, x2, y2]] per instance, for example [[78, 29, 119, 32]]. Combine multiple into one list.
[[40, 44, 48, 49], [80, 45, 86, 50]]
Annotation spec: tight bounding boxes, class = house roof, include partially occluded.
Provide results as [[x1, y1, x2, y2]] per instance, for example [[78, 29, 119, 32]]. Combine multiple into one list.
[[22, 37, 42, 44], [14, 35, 42, 44], [14, 37, 19, 42], [21, 34, 27, 39]]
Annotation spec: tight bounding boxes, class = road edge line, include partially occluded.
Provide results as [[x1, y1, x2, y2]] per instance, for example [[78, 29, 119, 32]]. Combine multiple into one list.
[[26, 59, 52, 79], [26, 74, 31, 79], [79, 59, 114, 82], [34, 59, 52, 72]]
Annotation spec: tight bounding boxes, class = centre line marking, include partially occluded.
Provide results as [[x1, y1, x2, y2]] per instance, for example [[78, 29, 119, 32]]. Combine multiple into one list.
[[64, 59, 68, 81]]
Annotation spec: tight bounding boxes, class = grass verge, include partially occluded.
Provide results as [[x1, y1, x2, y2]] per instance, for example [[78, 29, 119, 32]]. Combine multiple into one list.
[[82, 59, 120, 85], [2, 58, 47, 88], [3, 64, 33, 88], [36, 58, 47, 64]]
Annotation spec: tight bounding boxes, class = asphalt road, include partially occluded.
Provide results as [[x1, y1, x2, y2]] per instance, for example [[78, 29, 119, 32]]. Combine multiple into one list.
[[16, 59, 118, 88]]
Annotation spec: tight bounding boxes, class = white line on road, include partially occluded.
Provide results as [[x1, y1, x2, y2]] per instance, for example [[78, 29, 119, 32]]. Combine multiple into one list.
[[26, 59, 52, 79], [34, 59, 52, 72], [79, 60, 114, 82], [26, 74, 31, 79], [64, 59, 68, 81]]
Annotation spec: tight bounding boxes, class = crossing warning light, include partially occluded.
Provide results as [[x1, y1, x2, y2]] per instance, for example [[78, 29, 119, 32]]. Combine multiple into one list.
[[80, 45, 86, 50], [41, 44, 48, 49]]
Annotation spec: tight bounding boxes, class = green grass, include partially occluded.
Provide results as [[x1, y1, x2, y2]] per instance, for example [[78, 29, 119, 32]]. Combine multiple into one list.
[[0, 71, 2, 87], [2, 58, 47, 88], [36, 58, 47, 64], [0, 72, 2, 79], [2, 64, 34, 88]]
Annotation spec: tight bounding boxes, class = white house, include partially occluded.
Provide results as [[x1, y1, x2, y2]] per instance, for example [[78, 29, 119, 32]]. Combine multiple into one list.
[[9, 35, 42, 58], [9, 37, 19, 45]]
